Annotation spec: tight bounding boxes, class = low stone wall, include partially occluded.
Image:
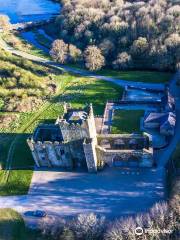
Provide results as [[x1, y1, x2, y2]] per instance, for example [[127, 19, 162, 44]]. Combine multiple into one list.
[[96, 145, 153, 168]]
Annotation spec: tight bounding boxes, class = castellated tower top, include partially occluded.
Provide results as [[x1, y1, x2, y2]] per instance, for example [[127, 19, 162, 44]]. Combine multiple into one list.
[[57, 102, 95, 125], [55, 103, 97, 142]]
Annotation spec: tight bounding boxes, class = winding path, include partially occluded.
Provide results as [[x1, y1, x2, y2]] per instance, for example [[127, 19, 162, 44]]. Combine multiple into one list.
[[0, 37, 165, 90]]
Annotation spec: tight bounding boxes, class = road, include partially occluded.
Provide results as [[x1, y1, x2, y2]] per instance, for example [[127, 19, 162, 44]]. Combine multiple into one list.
[[0, 37, 165, 90]]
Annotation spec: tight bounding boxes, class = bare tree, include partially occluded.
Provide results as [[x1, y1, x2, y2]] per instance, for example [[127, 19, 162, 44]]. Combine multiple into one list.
[[84, 45, 105, 71], [50, 39, 68, 63], [113, 52, 132, 70], [68, 44, 82, 63], [70, 213, 106, 240]]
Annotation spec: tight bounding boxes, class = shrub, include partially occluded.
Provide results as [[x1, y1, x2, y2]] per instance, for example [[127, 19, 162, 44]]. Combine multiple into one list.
[[70, 213, 106, 240]]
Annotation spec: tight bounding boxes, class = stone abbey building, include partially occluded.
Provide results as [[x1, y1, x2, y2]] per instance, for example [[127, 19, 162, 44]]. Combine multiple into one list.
[[27, 103, 153, 172]]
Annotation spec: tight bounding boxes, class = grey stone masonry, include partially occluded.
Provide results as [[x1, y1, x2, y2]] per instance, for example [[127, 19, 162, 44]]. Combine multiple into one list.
[[28, 103, 154, 172]]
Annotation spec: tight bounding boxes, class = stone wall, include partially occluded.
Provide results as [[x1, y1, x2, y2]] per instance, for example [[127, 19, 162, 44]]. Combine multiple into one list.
[[27, 138, 88, 169], [96, 145, 153, 168], [83, 138, 97, 173], [58, 121, 90, 141], [57, 104, 97, 142], [28, 103, 154, 171], [97, 134, 149, 150]]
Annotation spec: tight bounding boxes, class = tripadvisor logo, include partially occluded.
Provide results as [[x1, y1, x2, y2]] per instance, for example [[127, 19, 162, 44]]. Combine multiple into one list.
[[134, 227, 144, 236], [134, 226, 173, 236]]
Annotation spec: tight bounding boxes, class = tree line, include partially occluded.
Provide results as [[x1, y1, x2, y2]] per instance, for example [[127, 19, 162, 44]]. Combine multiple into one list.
[[38, 192, 179, 240], [50, 0, 180, 71]]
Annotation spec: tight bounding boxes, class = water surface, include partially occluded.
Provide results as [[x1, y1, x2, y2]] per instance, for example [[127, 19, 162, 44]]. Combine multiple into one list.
[[0, 0, 60, 23]]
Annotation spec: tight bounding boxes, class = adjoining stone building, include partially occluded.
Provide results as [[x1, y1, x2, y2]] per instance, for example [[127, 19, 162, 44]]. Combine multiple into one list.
[[28, 103, 153, 172], [143, 88, 176, 136]]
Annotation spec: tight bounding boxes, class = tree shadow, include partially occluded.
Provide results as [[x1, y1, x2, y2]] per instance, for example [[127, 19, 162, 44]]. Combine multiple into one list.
[[0, 133, 34, 169]]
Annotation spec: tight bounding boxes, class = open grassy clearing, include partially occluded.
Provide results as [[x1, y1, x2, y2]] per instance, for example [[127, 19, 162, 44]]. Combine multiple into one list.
[[111, 110, 144, 134], [0, 208, 40, 240], [96, 69, 172, 83]]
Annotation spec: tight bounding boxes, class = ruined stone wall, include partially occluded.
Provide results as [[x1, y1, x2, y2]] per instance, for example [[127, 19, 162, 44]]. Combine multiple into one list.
[[27, 140, 73, 168], [97, 134, 149, 150], [27, 139, 87, 169], [86, 106, 97, 141], [96, 145, 153, 168], [68, 140, 87, 168], [58, 121, 90, 141]]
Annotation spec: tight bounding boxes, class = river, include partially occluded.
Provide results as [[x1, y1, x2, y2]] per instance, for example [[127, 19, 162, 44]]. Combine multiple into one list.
[[0, 0, 60, 23]]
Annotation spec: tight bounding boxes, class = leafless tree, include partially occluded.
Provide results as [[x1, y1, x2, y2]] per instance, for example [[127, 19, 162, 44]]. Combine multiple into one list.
[[50, 39, 68, 63], [84, 45, 105, 71]]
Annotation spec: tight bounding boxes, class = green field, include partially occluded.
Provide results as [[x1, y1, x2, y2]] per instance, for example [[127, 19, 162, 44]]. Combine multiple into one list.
[[97, 70, 172, 83], [111, 110, 144, 134], [0, 170, 33, 196]]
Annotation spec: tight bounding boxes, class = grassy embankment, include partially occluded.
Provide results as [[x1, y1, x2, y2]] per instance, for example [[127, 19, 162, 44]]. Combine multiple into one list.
[[0, 49, 123, 196], [97, 69, 173, 84], [0, 208, 41, 240], [111, 110, 144, 134], [1, 31, 50, 59]]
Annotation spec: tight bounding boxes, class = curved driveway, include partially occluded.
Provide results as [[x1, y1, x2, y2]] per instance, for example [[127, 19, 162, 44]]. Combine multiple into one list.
[[0, 37, 164, 90]]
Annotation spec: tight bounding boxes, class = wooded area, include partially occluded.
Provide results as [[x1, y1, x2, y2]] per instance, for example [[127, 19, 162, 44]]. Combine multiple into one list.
[[51, 0, 180, 71]]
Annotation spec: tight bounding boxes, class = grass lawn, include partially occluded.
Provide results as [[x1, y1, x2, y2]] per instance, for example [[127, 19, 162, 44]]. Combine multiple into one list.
[[60, 76, 123, 115], [0, 208, 41, 240], [0, 170, 33, 196], [111, 110, 144, 134], [97, 69, 173, 83]]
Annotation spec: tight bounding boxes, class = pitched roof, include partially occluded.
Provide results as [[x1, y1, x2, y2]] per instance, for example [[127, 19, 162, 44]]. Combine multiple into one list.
[[68, 111, 87, 121], [144, 111, 176, 128], [144, 112, 167, 123]]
